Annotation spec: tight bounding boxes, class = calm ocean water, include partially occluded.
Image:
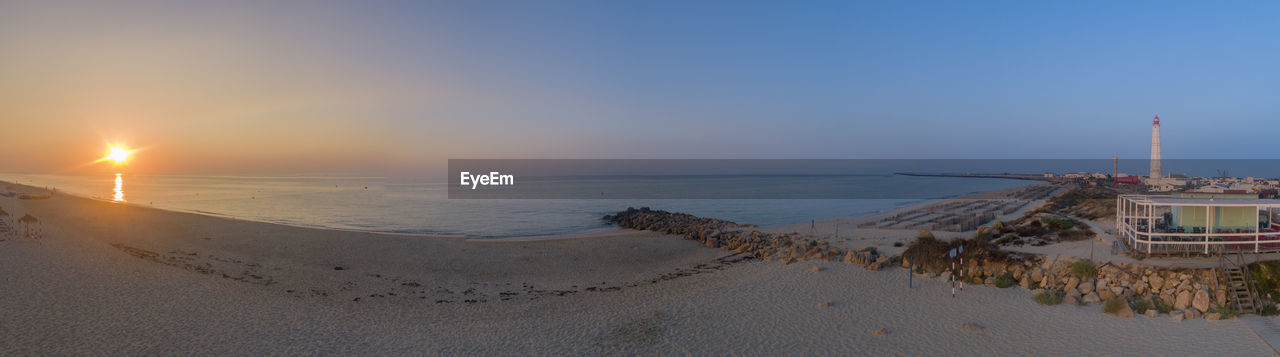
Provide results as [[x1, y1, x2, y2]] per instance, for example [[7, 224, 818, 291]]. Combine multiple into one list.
[[2, 173, 1038, 238]]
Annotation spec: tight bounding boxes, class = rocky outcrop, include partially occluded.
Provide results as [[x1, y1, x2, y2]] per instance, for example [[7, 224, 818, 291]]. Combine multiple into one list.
[[606, 207, 896, 270], [1193, 290, 1211, 313], [1175, 291, 1192, 310], [1148, 275, 1164, 292]]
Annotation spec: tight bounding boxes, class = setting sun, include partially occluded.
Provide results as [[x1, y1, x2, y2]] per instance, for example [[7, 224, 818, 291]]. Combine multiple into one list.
[[106, 146, 131, 163]]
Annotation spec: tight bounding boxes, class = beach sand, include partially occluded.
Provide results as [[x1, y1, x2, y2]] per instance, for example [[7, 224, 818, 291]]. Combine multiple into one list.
[[1, 185, 1276, 355], [759, 184, 1064, 257]]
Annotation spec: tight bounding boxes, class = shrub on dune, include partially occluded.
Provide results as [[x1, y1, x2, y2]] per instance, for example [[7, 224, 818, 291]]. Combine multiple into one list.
[[1070, 260, 1097, 279], [902, 236, 1007, 274], [994, 273, 1016, 288], [1103, 297, 1127, 315], [1208, 306, 1239, 319], [1154, 298, 1173, 314], [1033, 290, 1064, 305], [1131, 297, 1153, 314]]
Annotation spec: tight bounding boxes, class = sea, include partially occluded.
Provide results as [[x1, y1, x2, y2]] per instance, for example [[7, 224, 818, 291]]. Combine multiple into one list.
[[0, 173, 1039, 238]]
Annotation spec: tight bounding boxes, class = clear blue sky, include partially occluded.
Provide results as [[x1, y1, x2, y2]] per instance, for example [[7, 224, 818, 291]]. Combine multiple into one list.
[[2, 1, 1277, 175]]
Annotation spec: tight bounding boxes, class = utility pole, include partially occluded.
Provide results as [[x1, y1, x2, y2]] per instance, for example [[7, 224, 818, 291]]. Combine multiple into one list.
[[1113, 155, 1118, 187]]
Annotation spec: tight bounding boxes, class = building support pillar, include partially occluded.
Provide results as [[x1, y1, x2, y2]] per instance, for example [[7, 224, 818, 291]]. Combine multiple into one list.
[[1206, 205, 1213, 255]]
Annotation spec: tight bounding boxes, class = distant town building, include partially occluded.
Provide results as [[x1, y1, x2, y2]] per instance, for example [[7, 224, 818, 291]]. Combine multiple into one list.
[[1144, 177, 1186, 192], [1115, 176, 1141, 185]]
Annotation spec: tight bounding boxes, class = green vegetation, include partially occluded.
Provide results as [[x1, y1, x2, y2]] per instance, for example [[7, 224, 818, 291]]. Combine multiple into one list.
[[963, 275, 981, 284], [1154, 298, 1173, 314], [1032, 290, 1064, 306], [1131, 297, 1153, 314], [1040, 187, 1119, 220], [1070, 260, 1097, 279], [1103, 297, 1127, 315], [901, 235, 1009, 274], [1040, 217, 1075, 230], [1248, 260, 1280, 300], [991, 220, 1005, 231], [859, 246, 877, 255], [1260, 304, 1280, 316], [1056, 228, 1093, 241], [1208, 306, 1239, 319], [994, 273, 1017, 288]]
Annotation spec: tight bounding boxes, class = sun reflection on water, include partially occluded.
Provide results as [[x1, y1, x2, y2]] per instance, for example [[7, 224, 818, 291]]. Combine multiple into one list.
[[113, 173, 125, 202]]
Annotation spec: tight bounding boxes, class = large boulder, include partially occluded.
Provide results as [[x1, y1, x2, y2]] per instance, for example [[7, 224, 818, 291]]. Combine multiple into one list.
[[1011, 265, 1025, 280], [1082, 292, 1101, 303], [1216, 289, 1228, 306], [1205, 313, 1222, 321], [1162, 277, 1179, 291], [1079, 280, 1094, 294], [1099, 289, 1114, 301], [1114, 302, 1135, 318], [1148, 275, 1165, 292], [1111, 286, 1126, 297], [1030, 269, 1045, 284], [1193, 289, 1211, 313], [1175, 290, 1193, 310], [1065, 277, 1081, 292]]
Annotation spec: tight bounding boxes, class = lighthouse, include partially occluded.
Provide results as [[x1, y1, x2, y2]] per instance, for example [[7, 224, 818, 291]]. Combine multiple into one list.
[[1150, 115, 1161, 178]]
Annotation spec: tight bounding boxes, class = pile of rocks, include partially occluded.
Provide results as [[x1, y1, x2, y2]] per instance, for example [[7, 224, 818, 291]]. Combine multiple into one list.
[[1042, 261, 1224, 316], [605, 207, 896, 270], [920, 253, 1232, 320]]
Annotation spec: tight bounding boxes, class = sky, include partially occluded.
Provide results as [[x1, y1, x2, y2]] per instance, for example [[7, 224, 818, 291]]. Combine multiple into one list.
[[1, 0, 1277, 176]]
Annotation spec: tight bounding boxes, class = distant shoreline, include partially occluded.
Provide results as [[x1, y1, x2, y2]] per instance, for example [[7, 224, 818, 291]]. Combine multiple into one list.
[[894, 172, 1052, 181]]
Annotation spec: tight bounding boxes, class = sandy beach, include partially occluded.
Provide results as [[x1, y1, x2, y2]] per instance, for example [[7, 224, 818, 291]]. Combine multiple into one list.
[[759, 184, 1064, 257], [1, 184, 1277, 355]]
